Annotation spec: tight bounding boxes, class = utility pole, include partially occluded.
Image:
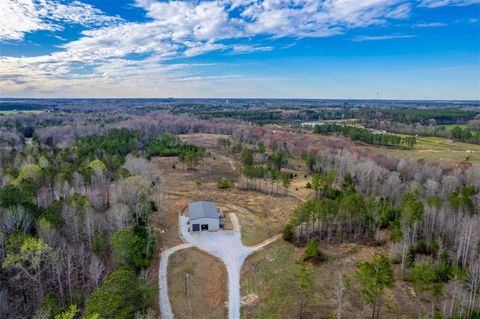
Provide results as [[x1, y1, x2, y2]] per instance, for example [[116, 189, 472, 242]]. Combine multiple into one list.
[[184, 272, 193, 319], [184, 272, 190, 296]]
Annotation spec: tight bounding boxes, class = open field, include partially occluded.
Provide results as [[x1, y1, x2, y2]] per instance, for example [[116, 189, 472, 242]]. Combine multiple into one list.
[[0, 110, 44, 116], [241, 241, 426, 319], [168, 248, 228, 319], [439, 124, 469, 131], [304, 131, 480, 163], [373, 136, 480, 163], [152, 134, 301, 247]]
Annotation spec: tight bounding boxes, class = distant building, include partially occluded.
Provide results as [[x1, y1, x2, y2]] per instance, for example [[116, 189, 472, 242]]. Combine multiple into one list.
[[188, 201, 224, 232]]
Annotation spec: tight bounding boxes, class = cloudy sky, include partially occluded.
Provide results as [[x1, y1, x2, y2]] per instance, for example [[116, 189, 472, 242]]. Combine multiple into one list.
[[0, 0, 479, 99]]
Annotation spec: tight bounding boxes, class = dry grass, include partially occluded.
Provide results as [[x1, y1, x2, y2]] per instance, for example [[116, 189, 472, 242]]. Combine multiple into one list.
[[151, 134, 301, 246], [168, 248, 228, 319]]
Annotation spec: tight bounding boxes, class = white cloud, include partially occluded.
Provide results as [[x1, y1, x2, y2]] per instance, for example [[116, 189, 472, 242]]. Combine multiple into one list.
[[413, 22, 447, 27], [184, 41, 227, 57], [230, 45, 274, 54], [352, 34, 416, 41], [418, 0, 480, 8], [0, 0, 120, 41]]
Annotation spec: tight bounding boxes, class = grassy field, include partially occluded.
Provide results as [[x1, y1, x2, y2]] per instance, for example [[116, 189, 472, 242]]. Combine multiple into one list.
[[373, 136, 480, 163], [0, 110, 44, 116], [439, 124, 469, 131], [168, 248, 227, 319], [241, 241, 424, 319]]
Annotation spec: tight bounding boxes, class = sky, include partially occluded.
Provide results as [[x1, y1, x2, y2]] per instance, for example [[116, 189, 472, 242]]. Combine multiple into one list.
[[0, 0, 479, 100]]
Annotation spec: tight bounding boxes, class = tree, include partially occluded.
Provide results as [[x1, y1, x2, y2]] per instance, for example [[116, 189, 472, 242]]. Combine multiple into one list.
[[178, 147, 205, 170], [89, 159, 107, 173], [111, 229, 151, 271], [411, 262, 436, 319], [54, 304, 78, 319], [240, 148, 254, 168], [3, 237, 54, 300], [297, 262, 314, 318], [305, 153, 316, 174], [303, 239, 327, 264], [311, 173, 335, 198], [116, 175, 153, 225], [283, 223, 295, 242], [0, 206, 33, 235], [85, 269, 151, 319], [354, 254, 395, 319]]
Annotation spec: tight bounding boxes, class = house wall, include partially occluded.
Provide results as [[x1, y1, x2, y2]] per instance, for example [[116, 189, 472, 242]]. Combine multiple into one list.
[[190, 217, 219, 231]]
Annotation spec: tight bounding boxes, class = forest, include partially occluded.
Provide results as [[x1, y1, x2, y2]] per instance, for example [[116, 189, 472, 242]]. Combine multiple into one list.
[[0, 99, 479, 319]]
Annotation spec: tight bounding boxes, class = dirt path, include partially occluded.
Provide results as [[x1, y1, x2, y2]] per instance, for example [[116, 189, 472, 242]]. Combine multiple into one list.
[[229, 212, 241, 233], [159, 243, 194, 319], [251, 234, 282, 251]]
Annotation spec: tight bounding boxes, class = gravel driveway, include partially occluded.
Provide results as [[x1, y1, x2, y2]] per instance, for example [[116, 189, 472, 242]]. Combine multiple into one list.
[[158, 243, 193, 319], [179, 215, 253, 319], [159, 214, 280, 319]]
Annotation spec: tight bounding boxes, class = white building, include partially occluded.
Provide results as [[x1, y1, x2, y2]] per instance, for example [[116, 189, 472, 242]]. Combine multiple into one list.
[[188, 201, 224, 232]]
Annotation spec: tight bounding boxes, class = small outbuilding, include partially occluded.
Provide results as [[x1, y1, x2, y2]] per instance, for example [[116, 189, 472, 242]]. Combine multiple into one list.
[[188, 201, 224, 232]]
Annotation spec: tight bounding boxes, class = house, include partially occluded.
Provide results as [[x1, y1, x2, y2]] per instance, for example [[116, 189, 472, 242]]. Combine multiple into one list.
[[188, 201, 224, 232]]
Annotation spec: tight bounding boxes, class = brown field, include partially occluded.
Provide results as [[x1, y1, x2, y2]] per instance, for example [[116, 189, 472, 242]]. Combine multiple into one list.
[[168, 248, 228, 319], [152, 133, 302, 246]]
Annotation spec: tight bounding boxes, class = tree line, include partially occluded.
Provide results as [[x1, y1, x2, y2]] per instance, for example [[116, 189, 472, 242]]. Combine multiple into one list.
[[313, 124, 417, 149]]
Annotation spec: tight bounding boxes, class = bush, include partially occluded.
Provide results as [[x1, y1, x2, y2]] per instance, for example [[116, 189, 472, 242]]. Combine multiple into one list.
[[303, 239, 327, 264], [282, 223, 295, 242], [217, 179, 234, 189]]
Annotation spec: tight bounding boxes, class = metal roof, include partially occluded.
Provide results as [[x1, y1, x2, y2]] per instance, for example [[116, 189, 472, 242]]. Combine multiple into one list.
[[188, 201, 219, 220]]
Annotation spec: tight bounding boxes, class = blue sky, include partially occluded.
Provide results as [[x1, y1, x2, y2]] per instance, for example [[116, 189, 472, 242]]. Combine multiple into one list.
[[0, 0, 479, 99]]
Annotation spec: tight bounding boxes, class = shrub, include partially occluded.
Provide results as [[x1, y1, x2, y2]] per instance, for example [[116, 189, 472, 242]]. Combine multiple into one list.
[[303, 239, 327, 264], [217, 179, 234, 189], [282, 223, 295, 242]]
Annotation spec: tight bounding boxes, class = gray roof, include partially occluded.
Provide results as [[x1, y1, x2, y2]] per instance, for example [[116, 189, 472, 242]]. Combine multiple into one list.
[[188, 201, 219, 220]]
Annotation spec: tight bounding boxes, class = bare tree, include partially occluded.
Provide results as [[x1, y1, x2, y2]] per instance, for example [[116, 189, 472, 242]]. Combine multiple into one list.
[[333, 272, 349, 319], [88, 255, 105, 289], [0, 207, 33, 235]]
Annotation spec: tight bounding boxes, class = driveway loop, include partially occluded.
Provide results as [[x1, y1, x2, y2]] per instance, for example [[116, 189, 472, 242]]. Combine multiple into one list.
[[159, 213, 281, 319]]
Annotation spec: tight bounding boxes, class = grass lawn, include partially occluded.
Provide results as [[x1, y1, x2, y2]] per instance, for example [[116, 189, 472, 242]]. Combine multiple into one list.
[[438, 124, 469, 131], [168, 248, 228, 319], [0, 110, 17, 115], [371, 136, 480, 163]]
